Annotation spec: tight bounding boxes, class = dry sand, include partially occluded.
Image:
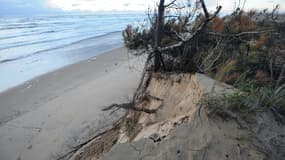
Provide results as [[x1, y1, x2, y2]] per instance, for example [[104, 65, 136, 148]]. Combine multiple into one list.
[[0, 47, 145, 160]]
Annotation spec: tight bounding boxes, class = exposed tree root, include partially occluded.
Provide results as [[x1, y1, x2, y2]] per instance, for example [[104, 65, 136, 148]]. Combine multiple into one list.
[[102, 103, 157, 114], [57, 114, 127, 160], [138, 92, 163, 102], [57, 127, 120, 160]]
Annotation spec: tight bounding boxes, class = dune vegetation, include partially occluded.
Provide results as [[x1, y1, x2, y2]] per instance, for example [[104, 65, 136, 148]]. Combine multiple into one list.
[[122, 0, 285, 119]]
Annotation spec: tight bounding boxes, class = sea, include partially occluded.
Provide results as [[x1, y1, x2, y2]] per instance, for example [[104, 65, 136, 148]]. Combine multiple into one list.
[[0, 13, 145, 92]]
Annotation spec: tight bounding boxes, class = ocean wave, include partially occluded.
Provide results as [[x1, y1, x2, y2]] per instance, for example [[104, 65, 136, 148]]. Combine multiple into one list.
[[0, 58, 18, 63], [0, 22, 75, 31], [0, 33, 84, 51], [0, 31, 122, 64], [0, 25, 38, 30], [0, 28, 71, 40]]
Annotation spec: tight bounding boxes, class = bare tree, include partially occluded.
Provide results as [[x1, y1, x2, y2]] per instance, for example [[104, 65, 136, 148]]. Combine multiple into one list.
[[153, 0, 167, 71], [151, 0, 221, 71]]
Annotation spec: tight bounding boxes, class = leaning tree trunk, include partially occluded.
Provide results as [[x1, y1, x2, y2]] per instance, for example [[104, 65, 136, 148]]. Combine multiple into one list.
[[153, 0, 165, 71]]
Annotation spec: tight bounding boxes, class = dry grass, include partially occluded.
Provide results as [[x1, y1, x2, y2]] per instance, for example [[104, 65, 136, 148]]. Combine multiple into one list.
[[215, 60, 237, 81], [210, 17, 225, 32]]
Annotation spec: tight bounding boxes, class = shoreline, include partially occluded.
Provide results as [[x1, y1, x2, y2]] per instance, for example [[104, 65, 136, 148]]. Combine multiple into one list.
[[0, 47, 146, 160], [0, 45, 122, 94], [0, 31, 124, 93]]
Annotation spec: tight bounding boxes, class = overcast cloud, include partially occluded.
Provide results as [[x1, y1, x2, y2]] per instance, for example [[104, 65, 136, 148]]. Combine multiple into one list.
[[0, 0, 284, 15]]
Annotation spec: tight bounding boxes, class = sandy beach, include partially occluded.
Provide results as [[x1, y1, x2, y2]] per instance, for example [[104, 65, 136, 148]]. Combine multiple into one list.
[[0, 47, 145, 160]]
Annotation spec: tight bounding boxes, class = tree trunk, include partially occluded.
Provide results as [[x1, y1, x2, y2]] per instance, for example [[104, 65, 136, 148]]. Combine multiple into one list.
[[154, 0, 165, 71]]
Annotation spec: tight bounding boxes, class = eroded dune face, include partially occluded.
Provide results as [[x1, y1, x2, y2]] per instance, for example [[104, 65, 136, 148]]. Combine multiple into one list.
[[102, 73, 285, 160]]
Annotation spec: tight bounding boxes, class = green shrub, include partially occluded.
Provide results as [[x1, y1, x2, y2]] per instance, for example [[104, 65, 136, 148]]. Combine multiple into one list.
[[201, 83, 285, 115], [225, 91, 249, 111]]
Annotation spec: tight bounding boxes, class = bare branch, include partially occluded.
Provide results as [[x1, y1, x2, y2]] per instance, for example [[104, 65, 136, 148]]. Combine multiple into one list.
[[200, 0, 210, 18], [207, 30, 276, 37], [164, 0, 176, 8], [170, 29, 185, 41], [158, 5, 222, 52]]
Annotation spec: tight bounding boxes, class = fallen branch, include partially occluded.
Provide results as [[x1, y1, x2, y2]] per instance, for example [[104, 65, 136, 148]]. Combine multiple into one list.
[[207, 30, 276, 37]]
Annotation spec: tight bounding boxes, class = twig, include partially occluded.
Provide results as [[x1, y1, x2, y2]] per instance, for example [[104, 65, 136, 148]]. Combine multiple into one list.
[[164, 0, 176, 7], [276, 64, 285, 88]]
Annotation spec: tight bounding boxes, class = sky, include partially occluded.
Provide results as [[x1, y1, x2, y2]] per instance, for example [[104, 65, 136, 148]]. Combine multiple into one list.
[[0, 0, 284, 15]]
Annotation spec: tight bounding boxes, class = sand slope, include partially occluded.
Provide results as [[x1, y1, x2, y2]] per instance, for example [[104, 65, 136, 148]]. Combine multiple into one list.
[[0, 48, 145, 160], [102, 73, 285, 160]]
